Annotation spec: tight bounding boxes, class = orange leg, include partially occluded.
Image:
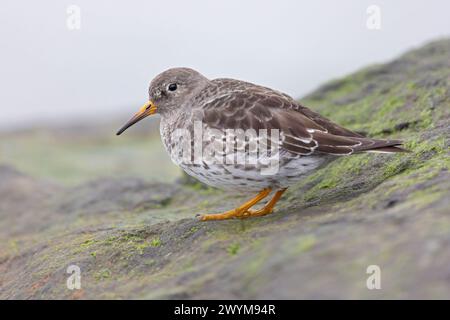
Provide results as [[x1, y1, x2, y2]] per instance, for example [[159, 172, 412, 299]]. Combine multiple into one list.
[[198, 188, 272, 221], [240, 188, 287, 218]]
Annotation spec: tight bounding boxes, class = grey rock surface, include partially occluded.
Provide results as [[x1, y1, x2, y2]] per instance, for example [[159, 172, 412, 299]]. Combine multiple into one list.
[[0, 39, 449, 299]]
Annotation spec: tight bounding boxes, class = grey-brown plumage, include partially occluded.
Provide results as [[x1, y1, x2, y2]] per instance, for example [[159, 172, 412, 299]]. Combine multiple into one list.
[[117, 67, 407, 220], [195, 78, 405, 155]]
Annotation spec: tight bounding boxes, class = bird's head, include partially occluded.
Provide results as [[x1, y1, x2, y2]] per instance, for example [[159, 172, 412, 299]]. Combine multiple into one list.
[[116, 67, 208, 135]]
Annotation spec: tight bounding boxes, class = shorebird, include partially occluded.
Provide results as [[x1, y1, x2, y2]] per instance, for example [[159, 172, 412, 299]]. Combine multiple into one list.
[[117, 68, 406, 221]]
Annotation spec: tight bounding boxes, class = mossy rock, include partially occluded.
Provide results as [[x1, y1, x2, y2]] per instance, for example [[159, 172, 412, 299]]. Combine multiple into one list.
[[0, 39, 449, 299]]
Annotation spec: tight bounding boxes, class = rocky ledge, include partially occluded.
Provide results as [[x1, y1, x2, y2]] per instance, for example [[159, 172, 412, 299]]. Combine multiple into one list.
[[0, 39, 449, 299]]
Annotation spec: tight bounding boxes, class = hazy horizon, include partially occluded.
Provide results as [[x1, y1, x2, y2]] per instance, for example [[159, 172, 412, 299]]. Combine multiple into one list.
[[1, 0, 449, 129]]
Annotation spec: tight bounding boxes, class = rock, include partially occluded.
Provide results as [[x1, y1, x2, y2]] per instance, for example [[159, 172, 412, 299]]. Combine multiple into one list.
[[0, 39, 449, 299]]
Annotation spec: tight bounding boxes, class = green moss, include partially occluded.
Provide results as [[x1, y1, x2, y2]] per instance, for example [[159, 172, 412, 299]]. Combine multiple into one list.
[[295, 235, 316, 253], [79, 238, 96, 249], [418, 108, 434, 129], [227, 243, 240, 256], [317, 179, 337, 190], [383, 136, 447, 178], [302, 153, 373, 201], [377, 96, 405, 118], [408, 189, 445, 208], [382, 155, 410, 178], [94, 268, 112, 281], [150, 238, 162, 247], [415, 137, 446, 155], [8, 240, 20, 254], [377, 136, 448, 192], [135, 242, 149, 254], [189, 226, 200, 234], [245, 254, 267, 277]]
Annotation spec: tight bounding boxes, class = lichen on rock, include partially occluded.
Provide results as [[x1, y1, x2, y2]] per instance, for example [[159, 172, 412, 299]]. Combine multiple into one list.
[[0, 39, 449, 299]]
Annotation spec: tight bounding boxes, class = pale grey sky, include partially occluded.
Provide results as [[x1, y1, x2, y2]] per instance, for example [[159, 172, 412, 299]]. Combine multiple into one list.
[[0, 0, 449, 129]]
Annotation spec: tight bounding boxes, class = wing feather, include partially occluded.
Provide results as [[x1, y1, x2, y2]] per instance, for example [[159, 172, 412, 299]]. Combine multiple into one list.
[[197, 81, 406, 155]]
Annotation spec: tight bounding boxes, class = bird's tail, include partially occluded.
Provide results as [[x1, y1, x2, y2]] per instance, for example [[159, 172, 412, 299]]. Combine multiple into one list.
[[304, 129, 410, 155], [355, 138, 410, 153], [364, 145, 410, 153]]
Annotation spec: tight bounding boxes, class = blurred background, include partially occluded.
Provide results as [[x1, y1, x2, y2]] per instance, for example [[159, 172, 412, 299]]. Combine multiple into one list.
[[0, 0, 449, 185]]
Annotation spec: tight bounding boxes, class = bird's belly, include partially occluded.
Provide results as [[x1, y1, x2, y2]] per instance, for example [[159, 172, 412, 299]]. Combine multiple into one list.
[[178, 155, 325, 192], [161, 126, 326, 192]]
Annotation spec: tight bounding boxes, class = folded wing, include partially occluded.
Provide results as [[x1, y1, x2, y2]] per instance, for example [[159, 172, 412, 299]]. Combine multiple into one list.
[[199, 84, 407, 156]]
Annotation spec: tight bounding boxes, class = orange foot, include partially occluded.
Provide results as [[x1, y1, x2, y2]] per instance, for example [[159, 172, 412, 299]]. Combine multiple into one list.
[[198, 188, 287, 221]]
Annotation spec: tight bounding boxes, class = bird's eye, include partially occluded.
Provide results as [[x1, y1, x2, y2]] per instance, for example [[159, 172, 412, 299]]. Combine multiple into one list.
[[168, 83, 177, 92]]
